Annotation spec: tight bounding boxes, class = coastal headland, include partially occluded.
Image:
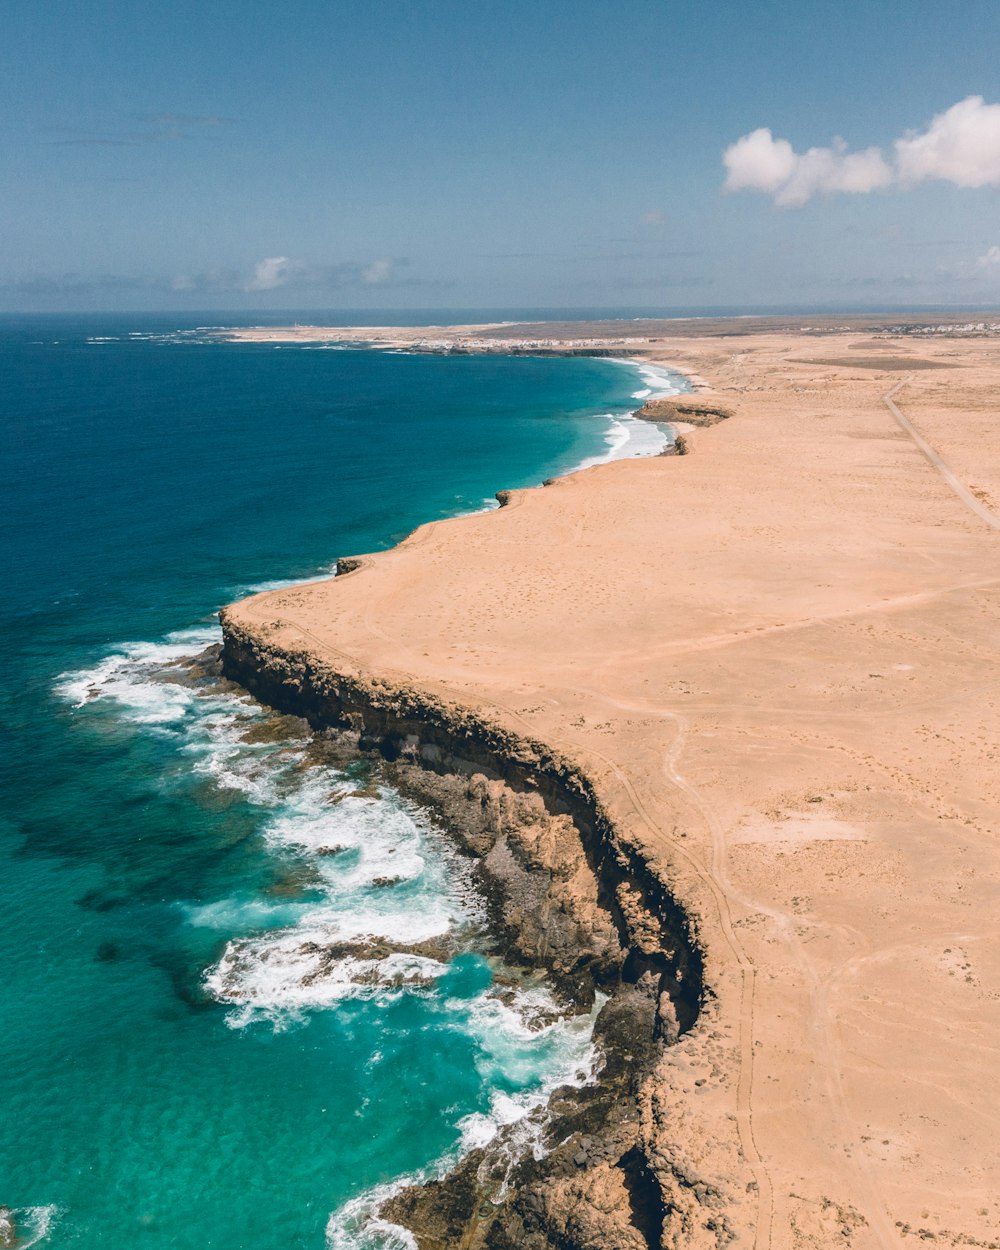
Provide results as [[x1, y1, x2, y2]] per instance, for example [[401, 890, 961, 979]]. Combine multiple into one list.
[[220, 317, 1000, 1249]]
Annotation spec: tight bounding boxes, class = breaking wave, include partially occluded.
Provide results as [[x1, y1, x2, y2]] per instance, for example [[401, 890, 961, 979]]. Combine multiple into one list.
[[568, 358, 689, 471], [5, 1206, 62, 1249]]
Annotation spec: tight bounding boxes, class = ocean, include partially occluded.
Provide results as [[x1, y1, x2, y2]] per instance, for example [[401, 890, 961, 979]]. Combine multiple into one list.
[[0, 313, 686, 1249]]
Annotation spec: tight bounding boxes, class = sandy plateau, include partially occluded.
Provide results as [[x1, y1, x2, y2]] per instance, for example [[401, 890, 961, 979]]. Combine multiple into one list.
[[221, 319, 1000, 1249]]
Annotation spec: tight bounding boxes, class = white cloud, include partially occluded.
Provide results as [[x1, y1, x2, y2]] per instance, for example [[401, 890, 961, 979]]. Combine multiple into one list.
[[362, 257, 393, 285], [246, 256, 300, 291], [773, 141, 892, 208], [977, 244, 1000, 268], [723, 128, 891, 206], [247, 256, 391, 291], [723, 128, 796, 194], [896, 96, 1000, 188], [724, 96, 1000, 206]]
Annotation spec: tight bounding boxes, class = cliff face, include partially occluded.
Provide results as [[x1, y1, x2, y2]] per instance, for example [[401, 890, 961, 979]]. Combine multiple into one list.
[[220, 611, 703, 1016], [218, 611, 744, 1250]]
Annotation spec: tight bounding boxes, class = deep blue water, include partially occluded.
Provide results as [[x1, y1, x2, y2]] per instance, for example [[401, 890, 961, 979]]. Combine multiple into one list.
[[0, 315, 683, 1249]]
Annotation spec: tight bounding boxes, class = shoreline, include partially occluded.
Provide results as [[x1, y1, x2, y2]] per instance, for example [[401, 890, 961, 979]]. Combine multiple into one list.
[[220, 319, 1000, 1248], [231, 354, 689, 600], [214, 346, 705, 1249], [212, 338, 753, 1249], [209, 309, 1000, 349], [52, 341, 697, 1245]]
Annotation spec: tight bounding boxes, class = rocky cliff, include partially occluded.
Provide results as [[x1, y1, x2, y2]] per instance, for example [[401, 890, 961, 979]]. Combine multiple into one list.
[[634, 398, 733, 426], [218, 612, 748, 1249]]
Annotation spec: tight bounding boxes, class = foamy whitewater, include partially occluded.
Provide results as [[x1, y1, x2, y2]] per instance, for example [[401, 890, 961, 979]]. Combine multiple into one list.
[[573, 361, 683, 469], [5, 318, 688, 1250], [56, 629, 601, 1246], [3, 1208, 61, 1250]]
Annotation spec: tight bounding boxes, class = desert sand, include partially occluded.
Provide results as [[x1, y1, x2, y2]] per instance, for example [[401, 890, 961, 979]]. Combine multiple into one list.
[[223, 321, 1000, 1248]]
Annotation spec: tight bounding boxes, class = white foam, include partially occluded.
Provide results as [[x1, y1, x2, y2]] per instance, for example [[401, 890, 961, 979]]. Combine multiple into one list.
[[10, 1206, 61, 1248], [326, 1180, 420, 1250], [454, 990, 601, 1159], [236, 558, 340, 597], [56, 632, 600, 1188], [174, 719, 487, 1028], [208, 940, 452, 1030], [629, 359, 688, 400], [55, 625, 225, 724], [202, 780, 481, 1026], [56, 616, 602, 1177], [55, 624, 483, 1030], [561, 358, 690, 477], [572, 413, 671, 471], [184, 712, 312, 805], [324, 991, 601, 1244]]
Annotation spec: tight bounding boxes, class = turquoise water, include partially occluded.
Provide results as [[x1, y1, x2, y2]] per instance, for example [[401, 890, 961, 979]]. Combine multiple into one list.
[[0, 315, 684, 1248]]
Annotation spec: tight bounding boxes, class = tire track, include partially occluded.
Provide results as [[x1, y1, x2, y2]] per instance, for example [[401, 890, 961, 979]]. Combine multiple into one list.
[[884, 380, 1000, 531]]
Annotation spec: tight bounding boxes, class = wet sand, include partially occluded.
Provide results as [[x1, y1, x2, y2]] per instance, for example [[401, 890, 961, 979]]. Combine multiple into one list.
[[223, 321, 1000, 1248]]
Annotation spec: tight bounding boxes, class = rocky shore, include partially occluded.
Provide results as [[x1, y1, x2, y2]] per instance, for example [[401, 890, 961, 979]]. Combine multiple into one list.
[[219, 614, 712, 1249]]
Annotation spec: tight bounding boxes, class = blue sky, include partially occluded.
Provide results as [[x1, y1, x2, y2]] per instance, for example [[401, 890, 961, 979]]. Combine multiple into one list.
[[4, 0, 1000, 311]]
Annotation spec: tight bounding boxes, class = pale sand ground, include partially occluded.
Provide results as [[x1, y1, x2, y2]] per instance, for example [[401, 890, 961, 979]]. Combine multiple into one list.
[[226, 325, 1000, 1247]]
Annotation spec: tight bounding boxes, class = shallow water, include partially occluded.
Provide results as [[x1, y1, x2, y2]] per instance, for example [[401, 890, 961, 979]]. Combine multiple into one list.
[[0, 315, 685, 1248]]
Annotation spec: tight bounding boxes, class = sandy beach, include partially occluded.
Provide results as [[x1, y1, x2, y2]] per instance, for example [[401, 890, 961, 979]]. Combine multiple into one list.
[[221, 320, 1000, 1249]]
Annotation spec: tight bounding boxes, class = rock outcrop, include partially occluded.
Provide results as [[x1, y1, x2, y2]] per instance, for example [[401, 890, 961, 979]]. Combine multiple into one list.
[[635, 398, 733, 426]]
